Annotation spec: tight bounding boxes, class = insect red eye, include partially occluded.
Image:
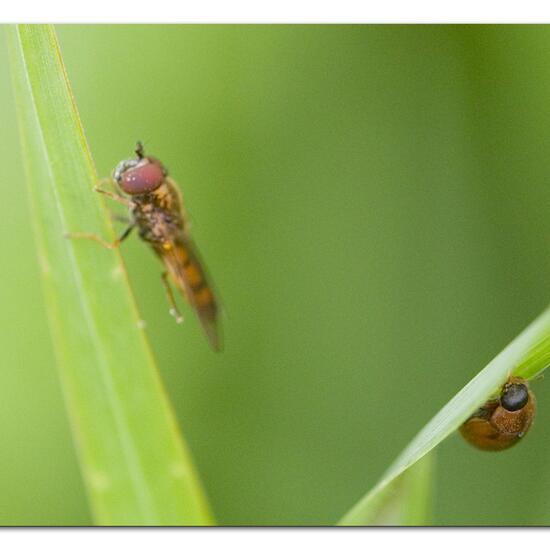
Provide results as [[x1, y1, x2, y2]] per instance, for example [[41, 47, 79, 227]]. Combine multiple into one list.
[[120, 161, 165, 194]]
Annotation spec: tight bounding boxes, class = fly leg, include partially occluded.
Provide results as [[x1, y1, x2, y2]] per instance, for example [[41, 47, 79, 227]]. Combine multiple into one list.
[[94, 179, 134, 225], [93, 184, 133, 207], [161, 271, 184, 324], [65, 224, 135, 249], [93, 177, 136, 207], [66, 178, 134, 247]]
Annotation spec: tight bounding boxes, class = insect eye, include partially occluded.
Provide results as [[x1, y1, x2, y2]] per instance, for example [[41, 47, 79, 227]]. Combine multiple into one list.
[[119, 158, 165, 195], [501, 383, 529, 412]]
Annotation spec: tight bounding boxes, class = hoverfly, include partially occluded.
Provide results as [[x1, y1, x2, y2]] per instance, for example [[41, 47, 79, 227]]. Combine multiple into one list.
[[67, 142, 221, 351]]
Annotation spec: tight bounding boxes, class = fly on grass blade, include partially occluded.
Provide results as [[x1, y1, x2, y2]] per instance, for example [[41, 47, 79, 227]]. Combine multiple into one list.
[[67, 142, 221, 351]]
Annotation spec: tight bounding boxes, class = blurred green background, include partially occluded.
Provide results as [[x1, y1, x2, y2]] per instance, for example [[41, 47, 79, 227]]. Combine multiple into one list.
[[2, 24, 550, 525]]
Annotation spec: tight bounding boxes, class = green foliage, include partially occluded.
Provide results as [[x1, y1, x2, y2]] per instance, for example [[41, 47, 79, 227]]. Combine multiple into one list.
[[7, 24, 213, 526], [2, 24, 550, 526], [341, 453, 434, 526], [340, 306, 550, 525]]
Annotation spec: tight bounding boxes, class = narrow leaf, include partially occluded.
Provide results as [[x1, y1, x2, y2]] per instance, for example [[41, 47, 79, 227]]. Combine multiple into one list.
[[340, 305, 550, 525], [8, 24, 213, 526], [352, 453, 434, 526]]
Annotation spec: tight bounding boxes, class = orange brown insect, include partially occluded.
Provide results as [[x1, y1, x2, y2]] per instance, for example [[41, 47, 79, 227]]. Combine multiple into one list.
[[67, 142, 221, 351], [459, 376, 535, 451]]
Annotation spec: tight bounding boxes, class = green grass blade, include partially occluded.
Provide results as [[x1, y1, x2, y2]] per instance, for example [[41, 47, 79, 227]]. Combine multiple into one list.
[[7, 24, 214, 526], [398, 452, 433, 526], [352, 453, 434, 526], [339, 305, 550, 525]]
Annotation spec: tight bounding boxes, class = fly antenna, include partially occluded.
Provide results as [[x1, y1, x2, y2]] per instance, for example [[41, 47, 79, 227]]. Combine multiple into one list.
[[135, 141, 145, 159]]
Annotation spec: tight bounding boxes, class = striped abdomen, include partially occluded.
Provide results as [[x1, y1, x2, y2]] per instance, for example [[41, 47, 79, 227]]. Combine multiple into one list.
[[158, 238, 220, 351]]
